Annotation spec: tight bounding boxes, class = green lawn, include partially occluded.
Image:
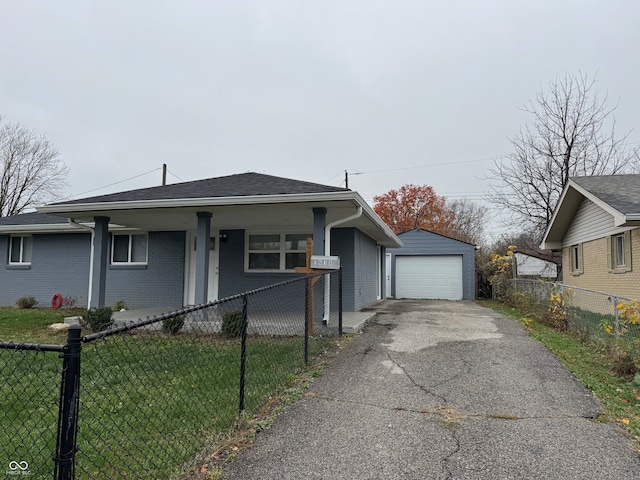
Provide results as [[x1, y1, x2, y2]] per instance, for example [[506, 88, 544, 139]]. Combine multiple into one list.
[[0, 307, 334, 479]]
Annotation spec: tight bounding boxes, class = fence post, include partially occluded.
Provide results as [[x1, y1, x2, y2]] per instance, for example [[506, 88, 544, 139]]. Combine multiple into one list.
[[304, 276, 309, 365], [613, 296, 620, 338], [239, 295, 249, 415], [54, 324, 82, 480], [338, 268, 343, 336]]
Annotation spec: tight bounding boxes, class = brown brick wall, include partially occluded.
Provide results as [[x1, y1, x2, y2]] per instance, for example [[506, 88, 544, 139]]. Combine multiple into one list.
[[563, 228, 640, 300]]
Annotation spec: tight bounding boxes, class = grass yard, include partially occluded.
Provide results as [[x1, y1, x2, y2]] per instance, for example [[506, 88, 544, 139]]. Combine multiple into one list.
[[480, 300, 640, 452], [0, 307, 335, 479], [0, 306, 85, 343]]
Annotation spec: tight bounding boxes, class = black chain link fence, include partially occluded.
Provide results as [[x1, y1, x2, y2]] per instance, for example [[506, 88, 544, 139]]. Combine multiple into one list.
[[0, 344, 64, 479], [1, 271, 341, 479]]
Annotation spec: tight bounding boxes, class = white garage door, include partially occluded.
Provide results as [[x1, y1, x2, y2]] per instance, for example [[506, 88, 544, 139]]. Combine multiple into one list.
[[395, 255, 463, 300]]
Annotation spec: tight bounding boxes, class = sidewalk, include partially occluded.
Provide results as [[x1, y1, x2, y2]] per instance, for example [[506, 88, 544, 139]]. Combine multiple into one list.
[[222, 299, 640, 479]]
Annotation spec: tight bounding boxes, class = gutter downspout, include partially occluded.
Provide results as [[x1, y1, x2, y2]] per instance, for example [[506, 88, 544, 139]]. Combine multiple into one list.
[[69, 219, 95, 308], [323, 206, 363, 322]]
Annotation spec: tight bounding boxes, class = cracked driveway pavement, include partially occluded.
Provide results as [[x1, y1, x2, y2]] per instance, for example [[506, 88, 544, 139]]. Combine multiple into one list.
[[222, 300, 640, 479]]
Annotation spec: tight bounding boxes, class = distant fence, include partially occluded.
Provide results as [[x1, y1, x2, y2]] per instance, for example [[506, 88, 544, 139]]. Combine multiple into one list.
[[0, 271, 341, 479], [497, 279, 640, 345]]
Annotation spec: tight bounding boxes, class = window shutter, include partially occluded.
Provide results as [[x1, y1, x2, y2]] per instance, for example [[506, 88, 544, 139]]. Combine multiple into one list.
[[624, 230, 632, 272], [578, 243, 584, 274], [606, 236, 612, 272]]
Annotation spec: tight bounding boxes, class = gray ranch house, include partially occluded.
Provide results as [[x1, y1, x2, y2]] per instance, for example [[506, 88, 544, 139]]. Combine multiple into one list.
[[0, 173, 402, 312]]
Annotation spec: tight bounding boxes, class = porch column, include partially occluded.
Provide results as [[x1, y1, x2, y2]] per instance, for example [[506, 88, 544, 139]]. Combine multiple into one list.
[[312, 208, 326, 255], [90, 216, 110, 308], [194, 212, 212, 305]]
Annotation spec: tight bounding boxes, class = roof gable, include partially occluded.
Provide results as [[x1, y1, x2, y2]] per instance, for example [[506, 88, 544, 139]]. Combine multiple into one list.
[[397, 228, 476, 247], [542, 174, 640, 249]]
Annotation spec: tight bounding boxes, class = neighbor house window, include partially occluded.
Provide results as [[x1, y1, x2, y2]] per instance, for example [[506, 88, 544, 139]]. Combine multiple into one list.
[[608, 231, 631, 273], [9, 236, 33, 264], [570, 244, 583, 275], [112, 234, 148, 264], [246, 233, 309, 271]]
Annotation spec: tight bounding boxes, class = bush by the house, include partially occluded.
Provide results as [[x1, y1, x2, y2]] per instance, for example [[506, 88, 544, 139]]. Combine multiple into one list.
[[113, 300, 128, 311], [162, 315, 185, 335], [221, 310, 244, 337], [62, 295, 78, 308], [16, 296, 38, 309], [81, 307, 114, 332]]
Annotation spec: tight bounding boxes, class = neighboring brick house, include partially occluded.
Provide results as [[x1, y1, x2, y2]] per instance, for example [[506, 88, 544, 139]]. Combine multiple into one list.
[[0, 172, 401, 311], [541, 175, 640, 300]]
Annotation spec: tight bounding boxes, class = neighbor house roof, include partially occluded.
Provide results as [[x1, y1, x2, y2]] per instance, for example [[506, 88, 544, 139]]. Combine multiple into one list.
[[2, 172, 402, 247], [541, 174, 640, 249], [514, 248, 561, 265]]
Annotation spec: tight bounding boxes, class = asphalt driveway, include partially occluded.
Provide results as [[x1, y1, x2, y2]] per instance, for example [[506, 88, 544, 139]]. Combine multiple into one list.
[[222, 299, 640, 479]]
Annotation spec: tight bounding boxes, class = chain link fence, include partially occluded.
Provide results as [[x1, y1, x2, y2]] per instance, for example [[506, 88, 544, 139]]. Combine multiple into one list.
[[497, 279, 640, 346], [1, 271, 341, 479], [0, 345, 64, 479]]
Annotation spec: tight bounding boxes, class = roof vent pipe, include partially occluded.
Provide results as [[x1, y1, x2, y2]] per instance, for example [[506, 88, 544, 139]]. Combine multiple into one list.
[[323, 206, 363, 322]]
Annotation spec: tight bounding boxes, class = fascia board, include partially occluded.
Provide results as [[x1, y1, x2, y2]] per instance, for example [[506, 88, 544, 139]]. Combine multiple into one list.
[[0, 224, 80, 234], [0, 223, 135, 234], [541, 181, 575, 247], [352, 192, 403, 248]]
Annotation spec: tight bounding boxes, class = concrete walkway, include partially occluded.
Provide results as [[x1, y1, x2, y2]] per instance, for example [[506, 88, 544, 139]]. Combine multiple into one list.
[[222, 299, 640, 479]]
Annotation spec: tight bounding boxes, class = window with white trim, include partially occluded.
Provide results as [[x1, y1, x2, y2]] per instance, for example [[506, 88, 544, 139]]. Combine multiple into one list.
[[608, 231, 631, 273], [9, 236, 32, 264], [570, 244, 583, 275], [246, 233, 309, 271], [111, 234, 148, 264]]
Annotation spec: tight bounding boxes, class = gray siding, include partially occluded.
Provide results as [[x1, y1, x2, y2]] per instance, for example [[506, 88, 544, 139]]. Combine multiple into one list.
[[388, 229, 476, 300], [217, 228, 379, 312], [217, 230, 300, 298], [563, 198, 618, 246], [330, 228, 379, 311], [0, 232, 92, 307], [0, 231, 185, 309], [105, 231, 185, 309]]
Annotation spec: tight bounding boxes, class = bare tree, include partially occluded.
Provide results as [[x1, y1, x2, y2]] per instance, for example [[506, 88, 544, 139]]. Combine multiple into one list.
[[488, 72, 640, 238], [0, 117, 69, 216], [442, 198, 489, 245]]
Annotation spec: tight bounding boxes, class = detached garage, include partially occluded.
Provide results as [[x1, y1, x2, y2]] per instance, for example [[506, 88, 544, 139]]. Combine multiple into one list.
[[387, 229, 476, 300]]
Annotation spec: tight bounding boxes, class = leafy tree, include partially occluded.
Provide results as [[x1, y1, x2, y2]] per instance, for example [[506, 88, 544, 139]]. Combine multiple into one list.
[[373, 184, 454, 235], [488, 72, 640, 238], [0, 116, 69, 217]]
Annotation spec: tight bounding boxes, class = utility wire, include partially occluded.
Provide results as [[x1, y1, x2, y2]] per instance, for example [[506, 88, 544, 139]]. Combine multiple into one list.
[[68, 167, 163, 199]]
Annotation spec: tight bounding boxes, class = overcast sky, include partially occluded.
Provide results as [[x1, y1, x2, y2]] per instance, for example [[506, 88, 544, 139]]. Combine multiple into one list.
[[1, 1, 638, 240]]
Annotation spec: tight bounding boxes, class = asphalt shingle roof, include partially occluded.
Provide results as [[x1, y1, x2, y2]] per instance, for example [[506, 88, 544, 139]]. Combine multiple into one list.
[[0, 212, 68, 226], [51, 172, 350, 206], [571, 174, 640, 214]]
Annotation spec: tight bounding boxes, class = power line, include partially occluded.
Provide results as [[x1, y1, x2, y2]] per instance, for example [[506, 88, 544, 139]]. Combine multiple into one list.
[[68, 167, 162, 199], [349, 156, 502, 177]]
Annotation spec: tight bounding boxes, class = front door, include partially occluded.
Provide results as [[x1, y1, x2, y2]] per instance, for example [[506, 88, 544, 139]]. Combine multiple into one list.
[[184, 231, 219, 305]]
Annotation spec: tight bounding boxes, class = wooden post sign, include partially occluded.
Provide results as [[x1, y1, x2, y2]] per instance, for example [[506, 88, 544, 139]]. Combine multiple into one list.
[[294, 238, 340, 335]]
